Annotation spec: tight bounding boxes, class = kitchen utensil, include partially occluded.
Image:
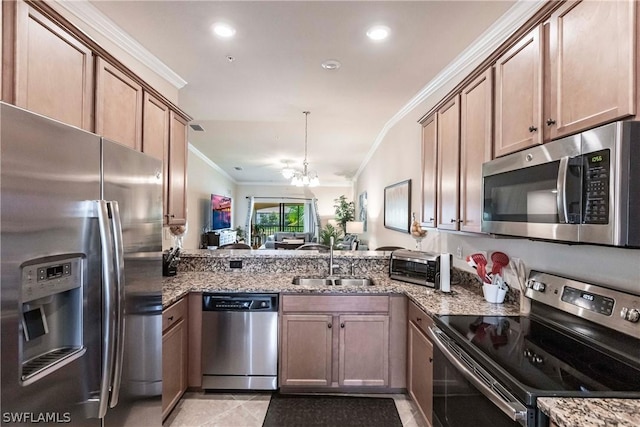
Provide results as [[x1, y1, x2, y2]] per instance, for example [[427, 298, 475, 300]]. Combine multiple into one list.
[[469, 252, 487, 268], [491, 251, 510, 276], [466, 255, 478, 269], [477, 263, 491, 284]]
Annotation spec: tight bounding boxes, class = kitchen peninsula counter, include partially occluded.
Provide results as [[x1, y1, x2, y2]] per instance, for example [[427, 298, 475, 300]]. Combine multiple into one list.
[[538, 398, 640, 427]]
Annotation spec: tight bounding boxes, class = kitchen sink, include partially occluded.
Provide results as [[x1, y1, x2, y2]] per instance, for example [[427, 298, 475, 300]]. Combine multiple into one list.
[[291, 276, 374, 286]]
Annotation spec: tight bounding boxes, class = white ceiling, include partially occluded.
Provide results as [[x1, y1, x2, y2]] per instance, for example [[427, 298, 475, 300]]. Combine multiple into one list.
[[89, 1, 517, 185]]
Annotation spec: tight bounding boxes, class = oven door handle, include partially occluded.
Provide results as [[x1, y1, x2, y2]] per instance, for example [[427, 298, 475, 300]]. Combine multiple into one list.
[[426, 326, 528, 425]]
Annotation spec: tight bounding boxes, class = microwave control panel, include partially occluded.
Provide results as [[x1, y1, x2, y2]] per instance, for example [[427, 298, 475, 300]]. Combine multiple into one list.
[[583, 149, 610, 224]]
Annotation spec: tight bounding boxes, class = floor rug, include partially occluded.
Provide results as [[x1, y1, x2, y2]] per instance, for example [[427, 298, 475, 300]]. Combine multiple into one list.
[[262, 393, 403, 427]]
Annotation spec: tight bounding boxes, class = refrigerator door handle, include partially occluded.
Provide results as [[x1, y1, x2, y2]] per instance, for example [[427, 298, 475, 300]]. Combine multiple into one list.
[[96, 200, 117, 419], [107, 201, 126, 408]]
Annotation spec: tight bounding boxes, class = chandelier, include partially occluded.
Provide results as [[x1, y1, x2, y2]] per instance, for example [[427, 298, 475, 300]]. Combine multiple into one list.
[[282, 111, 319, 187]]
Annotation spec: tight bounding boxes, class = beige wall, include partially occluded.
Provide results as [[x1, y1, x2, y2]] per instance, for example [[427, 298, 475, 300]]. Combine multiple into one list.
[[165, 147, 236, 250]]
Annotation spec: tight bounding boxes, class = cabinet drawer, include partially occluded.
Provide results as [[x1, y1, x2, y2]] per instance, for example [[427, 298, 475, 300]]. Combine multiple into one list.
[[163, 297, 187, 332], [408, 300, 433, 335], [282, 295, 389, 313]]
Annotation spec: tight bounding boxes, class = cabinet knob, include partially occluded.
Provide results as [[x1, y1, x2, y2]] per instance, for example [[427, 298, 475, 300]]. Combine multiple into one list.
[[528, 125, 538, 133], [450, 218, 457, 223], [416, 317, 422, 322], [340, 323, 345, 328], [170, 214, 176, 218], [168, 316, 174, 321], [429, 357, 433, 363], [328, 323, 332, 329], [429, 218, 434, 222], [546, 118, 556, 126]]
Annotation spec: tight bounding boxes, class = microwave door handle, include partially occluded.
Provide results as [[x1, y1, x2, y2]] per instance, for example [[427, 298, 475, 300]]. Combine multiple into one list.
[[107, 201, 125, 408], [557, 156, 569, 224], [426, 326, 528, 425], [95, 201, 117, 419]]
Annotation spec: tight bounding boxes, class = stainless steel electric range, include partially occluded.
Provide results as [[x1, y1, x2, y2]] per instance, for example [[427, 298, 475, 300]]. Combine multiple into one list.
[[427, 270, 640, 427]]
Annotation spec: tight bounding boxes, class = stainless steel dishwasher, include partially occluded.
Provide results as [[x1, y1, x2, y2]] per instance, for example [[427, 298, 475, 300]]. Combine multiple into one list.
[[201, 293, 278, 390]]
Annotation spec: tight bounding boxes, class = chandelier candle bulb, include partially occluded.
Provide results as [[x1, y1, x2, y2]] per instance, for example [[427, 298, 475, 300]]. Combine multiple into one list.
[[440, 253, 451, 292]]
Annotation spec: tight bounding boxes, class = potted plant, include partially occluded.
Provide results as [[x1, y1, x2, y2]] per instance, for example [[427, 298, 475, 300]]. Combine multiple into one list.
[[333, 195, 355, 235], [319, 223, 343, 247], [234, 226, 245, 243]]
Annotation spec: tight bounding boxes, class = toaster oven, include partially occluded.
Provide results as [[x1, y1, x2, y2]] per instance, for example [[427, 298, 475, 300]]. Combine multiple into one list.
[[389, 249, 450, 288]]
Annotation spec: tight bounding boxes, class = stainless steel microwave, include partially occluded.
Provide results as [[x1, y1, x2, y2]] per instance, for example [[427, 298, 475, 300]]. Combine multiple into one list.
[[482, 121, 640, 247]]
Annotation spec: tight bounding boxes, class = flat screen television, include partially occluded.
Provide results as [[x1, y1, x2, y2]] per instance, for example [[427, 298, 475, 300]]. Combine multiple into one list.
[[211, 194, 232, 230]]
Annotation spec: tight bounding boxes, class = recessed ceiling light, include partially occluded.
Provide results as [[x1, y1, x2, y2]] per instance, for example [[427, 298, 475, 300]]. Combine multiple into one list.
[[212, 22, 236, 38], [366, 25, 390, 41], [321, 59, 341, 70]]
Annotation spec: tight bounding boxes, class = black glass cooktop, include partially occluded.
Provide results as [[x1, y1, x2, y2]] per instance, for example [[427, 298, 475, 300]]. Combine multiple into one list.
[[435, 314, 640, 398]]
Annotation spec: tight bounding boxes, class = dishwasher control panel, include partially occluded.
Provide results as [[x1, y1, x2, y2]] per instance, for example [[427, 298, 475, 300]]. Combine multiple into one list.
[[202, 293, 278, 311]]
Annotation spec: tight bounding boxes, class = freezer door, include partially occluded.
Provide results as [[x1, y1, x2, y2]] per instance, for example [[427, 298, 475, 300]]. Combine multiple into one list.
[[101, 139, 163, 426], [0, 103, 102, 426]]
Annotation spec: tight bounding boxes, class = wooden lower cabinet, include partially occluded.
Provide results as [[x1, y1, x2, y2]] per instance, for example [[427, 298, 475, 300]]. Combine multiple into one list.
[[162, 298, 188, 420], [408, 321, 434, 427], [280, 314, 333, 387], [279, 295, 401, 390], [339, 315, 389, 387], [407, 300, 434, 426]]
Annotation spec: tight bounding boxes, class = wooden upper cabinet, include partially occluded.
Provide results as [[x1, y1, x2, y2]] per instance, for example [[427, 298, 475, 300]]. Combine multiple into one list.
[[421, 114, 438, 228], [13, 1, 93, 130], [460, 69, 493, 233], [436, 95, 460, 231], [546, 0, 636, 139], [95, 57, 143, 150], [494, 25, 543, 157], [142, 92, 170, 161], [167, 111, 188, 226]]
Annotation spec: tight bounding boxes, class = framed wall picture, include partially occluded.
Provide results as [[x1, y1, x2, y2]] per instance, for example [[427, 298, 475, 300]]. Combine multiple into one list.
[[384, 179, 411, 233], [358, 191, 368, 232]]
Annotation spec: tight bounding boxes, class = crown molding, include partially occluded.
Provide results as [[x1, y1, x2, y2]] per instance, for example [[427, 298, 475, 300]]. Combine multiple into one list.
[[354, 0, 546, 180], [188, 144, 237, 183], [56, 0, 187, 89]]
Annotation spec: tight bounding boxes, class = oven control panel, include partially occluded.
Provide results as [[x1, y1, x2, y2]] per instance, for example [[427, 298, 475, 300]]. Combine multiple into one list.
[[561, 286, 615, 316], [526, 270, 639, 338]]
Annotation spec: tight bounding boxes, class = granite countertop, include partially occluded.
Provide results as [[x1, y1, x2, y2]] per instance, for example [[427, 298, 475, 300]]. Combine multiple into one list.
[[162, 271, 520, 317], [538, 398, 640, 427], [162, 267, 640, 426]]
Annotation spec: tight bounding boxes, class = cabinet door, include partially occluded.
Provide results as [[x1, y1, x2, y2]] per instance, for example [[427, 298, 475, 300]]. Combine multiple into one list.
[[14, 1, 93, 130], [408, 321, 433, 427], [338, 314, 389, 387], [280, 314, 333, 387], [142, 92, 169, 161], [460, 69, 493, 233], [95, 57, 143, 150], [436, 96, 460, 230], [167, 111, 188, 225], [547, 0, 636, 139], [421, 114, 438, 227], [494, 25, 543, 157], [162, 317, 187, 420]]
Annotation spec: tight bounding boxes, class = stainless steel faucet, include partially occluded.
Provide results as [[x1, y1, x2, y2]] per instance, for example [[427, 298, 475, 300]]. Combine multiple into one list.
[[329, 236, 338, 276]]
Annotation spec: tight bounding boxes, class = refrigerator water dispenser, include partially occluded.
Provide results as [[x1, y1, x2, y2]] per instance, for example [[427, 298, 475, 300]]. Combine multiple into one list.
[[20, 256, 86, 385]]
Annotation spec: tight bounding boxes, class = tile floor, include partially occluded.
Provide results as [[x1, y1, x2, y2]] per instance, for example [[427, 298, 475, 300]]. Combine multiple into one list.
[[164, 392, 426, 427]]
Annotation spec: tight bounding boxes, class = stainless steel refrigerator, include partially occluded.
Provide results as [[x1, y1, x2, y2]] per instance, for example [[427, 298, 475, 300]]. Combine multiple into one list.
[[1, 103, 163, 426]]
